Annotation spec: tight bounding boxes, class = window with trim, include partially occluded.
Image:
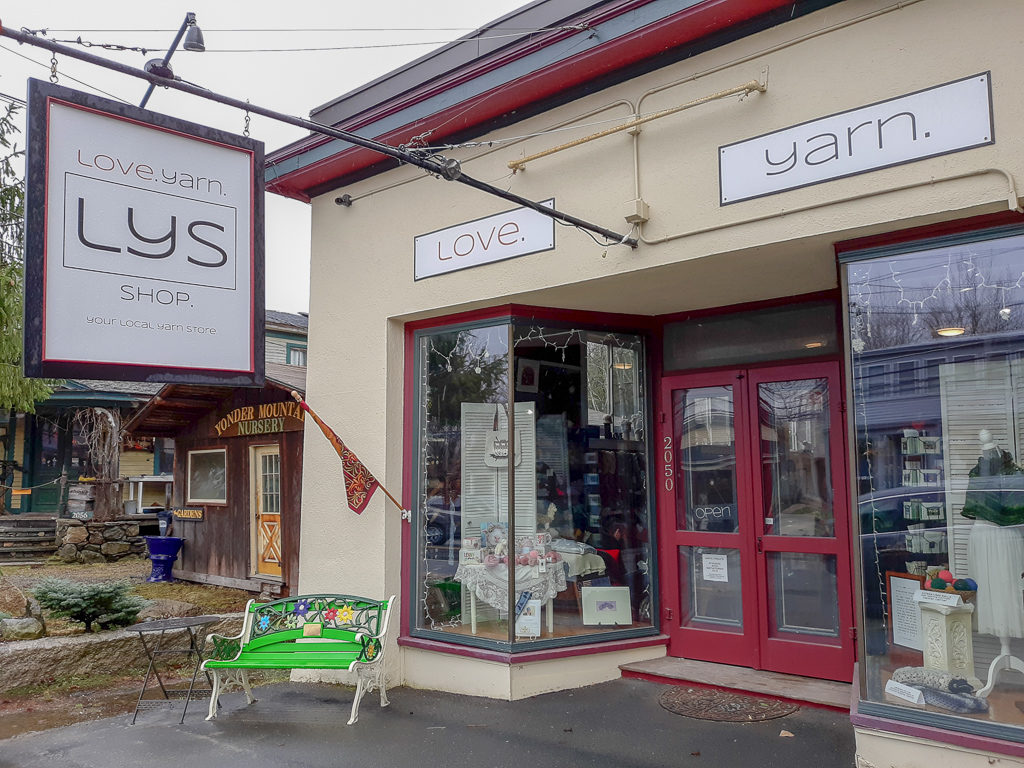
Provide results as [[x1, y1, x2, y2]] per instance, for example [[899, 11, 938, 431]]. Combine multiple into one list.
[[413, 318, 654, 649], [187, 449, 227, 504], [287, 345, 307, 366], [846, 225, 1024, 741]]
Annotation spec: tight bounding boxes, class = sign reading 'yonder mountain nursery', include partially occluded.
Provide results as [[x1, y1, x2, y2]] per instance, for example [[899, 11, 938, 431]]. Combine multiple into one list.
[[719, 73, 993, 205], [213, 400, 306, 438]]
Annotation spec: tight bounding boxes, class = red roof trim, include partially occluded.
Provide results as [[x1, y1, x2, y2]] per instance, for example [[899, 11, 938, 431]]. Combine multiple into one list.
[[267, 0, 794, 199]]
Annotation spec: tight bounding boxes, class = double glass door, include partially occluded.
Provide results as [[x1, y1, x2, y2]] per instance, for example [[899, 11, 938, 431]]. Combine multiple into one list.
[[659, 362, 854, 682]]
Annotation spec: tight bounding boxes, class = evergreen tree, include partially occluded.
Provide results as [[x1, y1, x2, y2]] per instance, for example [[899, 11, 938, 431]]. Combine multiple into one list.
[[0, 100, 53, 411], [32, 578, 147, 632], [0, 101, 58, 513]]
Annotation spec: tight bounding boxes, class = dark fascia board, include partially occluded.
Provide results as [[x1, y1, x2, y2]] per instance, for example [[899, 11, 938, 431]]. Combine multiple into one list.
[[265, 0, 823, 199]]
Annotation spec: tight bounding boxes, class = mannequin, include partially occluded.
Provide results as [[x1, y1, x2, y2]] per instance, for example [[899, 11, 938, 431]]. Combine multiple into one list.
[[965, 428, 1024, 697]]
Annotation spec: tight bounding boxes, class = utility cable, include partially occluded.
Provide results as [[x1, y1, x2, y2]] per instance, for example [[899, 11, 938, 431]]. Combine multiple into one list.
[[0, 25, 637, 248]]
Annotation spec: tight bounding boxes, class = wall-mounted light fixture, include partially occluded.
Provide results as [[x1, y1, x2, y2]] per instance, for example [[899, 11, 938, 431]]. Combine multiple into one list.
[[935, 326, 966, 337]]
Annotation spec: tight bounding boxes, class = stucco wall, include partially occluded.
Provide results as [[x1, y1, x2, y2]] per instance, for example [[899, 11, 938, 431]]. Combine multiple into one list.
[[294, 0, 1024, 691]]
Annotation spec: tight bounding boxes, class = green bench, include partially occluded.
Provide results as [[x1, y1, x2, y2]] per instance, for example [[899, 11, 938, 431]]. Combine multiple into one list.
[[201, 593, 394, 725]]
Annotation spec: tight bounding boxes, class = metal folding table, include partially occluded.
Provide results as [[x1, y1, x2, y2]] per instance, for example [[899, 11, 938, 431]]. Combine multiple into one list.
[[130, 615, 219, 724]]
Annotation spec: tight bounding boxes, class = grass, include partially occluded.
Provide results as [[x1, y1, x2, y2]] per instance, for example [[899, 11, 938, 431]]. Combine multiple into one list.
[[1, 557, 251, 636], [133, 580, 250, 613]]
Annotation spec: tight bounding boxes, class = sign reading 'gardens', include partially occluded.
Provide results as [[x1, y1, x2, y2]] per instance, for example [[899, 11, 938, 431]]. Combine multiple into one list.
[[23, 79, 265, 385], [213, 400, 305, 438]]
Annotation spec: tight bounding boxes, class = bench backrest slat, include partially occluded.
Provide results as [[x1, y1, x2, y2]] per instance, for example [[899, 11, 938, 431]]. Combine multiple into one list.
[[244, 594, 389, 650]]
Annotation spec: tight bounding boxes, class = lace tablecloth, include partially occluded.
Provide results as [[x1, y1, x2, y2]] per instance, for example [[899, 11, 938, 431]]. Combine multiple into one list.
[[455, 562, 568, 612]]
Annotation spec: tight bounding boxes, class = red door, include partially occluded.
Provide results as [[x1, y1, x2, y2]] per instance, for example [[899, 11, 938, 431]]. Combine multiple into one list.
[[658, 362, 855, 682]]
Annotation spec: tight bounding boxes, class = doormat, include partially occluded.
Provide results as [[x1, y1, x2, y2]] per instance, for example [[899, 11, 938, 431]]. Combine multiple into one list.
[[659, 686, 799, 722]]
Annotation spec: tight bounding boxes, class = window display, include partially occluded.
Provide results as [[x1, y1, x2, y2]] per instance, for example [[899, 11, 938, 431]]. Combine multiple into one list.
[[847, 226, 1024, 739], [413, 320, 653, 647]]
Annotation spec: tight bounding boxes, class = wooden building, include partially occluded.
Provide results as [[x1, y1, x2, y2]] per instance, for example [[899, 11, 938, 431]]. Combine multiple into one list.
[[124, 363, 306, 596]]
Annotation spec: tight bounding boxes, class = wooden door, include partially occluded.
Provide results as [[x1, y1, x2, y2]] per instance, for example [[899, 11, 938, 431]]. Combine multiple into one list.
[[251, 445, 282, 578]]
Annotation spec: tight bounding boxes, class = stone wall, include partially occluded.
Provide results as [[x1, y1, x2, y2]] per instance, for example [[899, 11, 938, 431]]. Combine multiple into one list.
[[55, 520, 147, 563], [0, 614, 243, 691]]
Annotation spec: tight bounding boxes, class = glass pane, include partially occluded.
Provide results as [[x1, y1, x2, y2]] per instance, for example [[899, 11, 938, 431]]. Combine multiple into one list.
[[415, 323, 653, 645], [759, 378, 835, 537], [188, 450, 226, 503], [416, 324, 510, 639], [510, 326, 652, 643], [767, 552, 838, 639], [679, 546, 742, 630], [847, 229, 1024, 734], [261, 452, 281, 516], [664, 302, 837, 370], [673, 386, 739, 532]]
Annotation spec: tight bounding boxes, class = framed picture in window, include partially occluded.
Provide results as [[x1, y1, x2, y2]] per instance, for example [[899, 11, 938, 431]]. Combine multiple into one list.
[[581, 585, 632, 626], [516, 359, 540, 393], [187, 448, 227, 504]]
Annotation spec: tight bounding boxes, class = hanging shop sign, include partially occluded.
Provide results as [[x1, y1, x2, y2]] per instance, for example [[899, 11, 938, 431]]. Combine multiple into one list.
[[23, 79, 265, 385], [212, 400, 306, 438], [173, 508, 205, 522], [719, 72, 993, 205], [414, 199, 555, 280]]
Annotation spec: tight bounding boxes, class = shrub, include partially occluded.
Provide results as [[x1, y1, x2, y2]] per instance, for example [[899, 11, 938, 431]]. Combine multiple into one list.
[[32, 578, 147, 632]]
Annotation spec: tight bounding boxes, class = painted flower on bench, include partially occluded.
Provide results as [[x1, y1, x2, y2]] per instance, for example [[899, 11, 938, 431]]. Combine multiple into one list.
[[325, 607, 339, 622], [293, 599, 311, 617], [337, 604, 356, 624], [360, 636, 381, 661], [257, 615, 271, 632], [284, 614, 301, 629]]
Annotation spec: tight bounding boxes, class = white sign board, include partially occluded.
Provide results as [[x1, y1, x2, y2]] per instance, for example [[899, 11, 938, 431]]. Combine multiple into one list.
[[889, 581, 923, 650], [702, 553, 729, 583], [884, 679, 925, 706], [414, 200, 555, 280], [24, 80, 264, 385], [719, 73, 993, 205]]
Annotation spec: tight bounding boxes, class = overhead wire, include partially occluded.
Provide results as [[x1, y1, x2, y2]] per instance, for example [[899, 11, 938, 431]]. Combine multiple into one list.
[[41, 25, 588, 34], [46, 26, 589, 55], [0, 43, 130, 104]]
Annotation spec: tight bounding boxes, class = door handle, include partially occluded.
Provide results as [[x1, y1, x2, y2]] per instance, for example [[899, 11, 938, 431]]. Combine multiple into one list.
[[756, 536, 763, 553]]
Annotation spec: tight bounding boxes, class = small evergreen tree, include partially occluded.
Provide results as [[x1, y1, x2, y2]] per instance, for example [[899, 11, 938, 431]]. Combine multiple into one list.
[[33, 578, 147, 632]]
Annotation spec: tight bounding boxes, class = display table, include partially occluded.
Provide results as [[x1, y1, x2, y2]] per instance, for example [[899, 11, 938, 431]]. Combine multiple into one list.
[[455, 562, 568, 636], [130, 615, 219, 724]]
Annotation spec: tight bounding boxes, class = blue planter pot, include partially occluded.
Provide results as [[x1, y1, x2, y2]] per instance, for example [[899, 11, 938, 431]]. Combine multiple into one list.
[[144, 536, 184, 582]]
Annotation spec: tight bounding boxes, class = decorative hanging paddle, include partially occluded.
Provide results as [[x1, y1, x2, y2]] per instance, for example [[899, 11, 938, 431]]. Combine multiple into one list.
[[290, 391, 408, 519]]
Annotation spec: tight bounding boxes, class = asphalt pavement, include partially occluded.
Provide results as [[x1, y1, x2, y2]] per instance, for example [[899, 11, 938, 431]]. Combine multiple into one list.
[[0, 678, 856, 768]]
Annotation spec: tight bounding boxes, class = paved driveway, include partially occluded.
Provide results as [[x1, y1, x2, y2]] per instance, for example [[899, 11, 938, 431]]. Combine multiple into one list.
[[0, 678, 855, 768]]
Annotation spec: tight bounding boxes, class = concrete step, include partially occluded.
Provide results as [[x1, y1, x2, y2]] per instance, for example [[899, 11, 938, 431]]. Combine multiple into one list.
[[620, 657, 852, 711], [0, 516, 57, 529], [0, 542, 58, 561], [0, 528, 56, 539]]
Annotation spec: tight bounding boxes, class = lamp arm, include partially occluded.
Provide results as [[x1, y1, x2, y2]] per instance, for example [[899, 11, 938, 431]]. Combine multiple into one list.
[[139, 12, 195, 109]]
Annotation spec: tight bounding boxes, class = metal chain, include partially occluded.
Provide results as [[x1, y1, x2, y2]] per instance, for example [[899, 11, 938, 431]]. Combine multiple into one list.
[[243, 100, 251, 137], [49, 54, 59, 83]]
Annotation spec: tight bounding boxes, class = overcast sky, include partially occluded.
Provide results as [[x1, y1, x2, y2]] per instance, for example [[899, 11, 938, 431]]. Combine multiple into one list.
[[1, 1, 528, 313]]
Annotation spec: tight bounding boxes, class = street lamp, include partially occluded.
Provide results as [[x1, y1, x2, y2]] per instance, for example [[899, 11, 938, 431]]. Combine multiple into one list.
[[139, 12, 205, 109]]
